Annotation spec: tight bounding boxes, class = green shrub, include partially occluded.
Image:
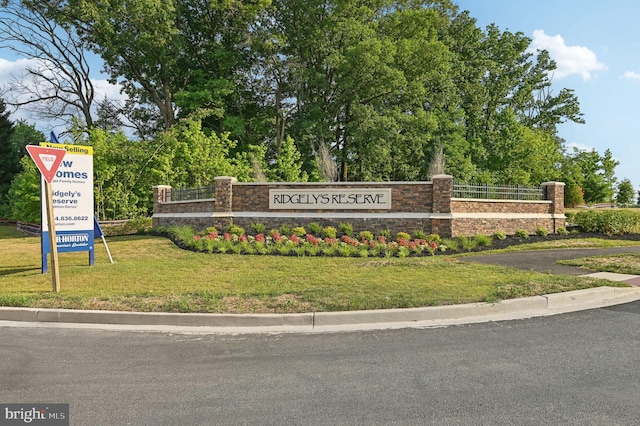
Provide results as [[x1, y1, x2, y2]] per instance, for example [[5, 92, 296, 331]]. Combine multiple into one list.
[[413, 228, 428, 240], [268, 229, 280, 237], [557, 226, 569, 235], [493, 230, 506, 240], [427, 234, 442, 244], [514, 229, 529, 239], [205, 226, 218, 234], [457, 235, 477, 251], [573, 209, 640, 235], [474, 234, 492, 247], [100, 217, 153, 236], [308, 222, 323, 236], [378, 229, 392, 239], [359, 230, 374, 241], [442, 238, 459, 251], [535, 225, 548, 237], [395, 232, 411, 241], [338, 222, 353, 237], [279, 223, 292, 236], [250, 222, 266, 235], [292, 226, 307, 237], [226, 223, 245, 236], [397, 246, 411, 258], [168, 225, 195, 243], [322, 226, 337, 239]]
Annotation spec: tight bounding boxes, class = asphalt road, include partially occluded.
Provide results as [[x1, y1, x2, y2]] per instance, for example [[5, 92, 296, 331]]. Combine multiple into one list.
[[2, 301, 640, 425]]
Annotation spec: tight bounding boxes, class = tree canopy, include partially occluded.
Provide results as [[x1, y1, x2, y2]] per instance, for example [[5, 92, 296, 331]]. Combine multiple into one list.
[[0, 0, 632, 220]]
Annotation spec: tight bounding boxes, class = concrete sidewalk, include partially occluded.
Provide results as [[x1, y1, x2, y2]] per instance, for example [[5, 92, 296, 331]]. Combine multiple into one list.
[[2, 247, 640, 334]]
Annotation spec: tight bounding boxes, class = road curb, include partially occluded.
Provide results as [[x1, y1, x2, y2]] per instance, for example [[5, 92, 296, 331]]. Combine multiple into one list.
[[1, 286, 639, 333]]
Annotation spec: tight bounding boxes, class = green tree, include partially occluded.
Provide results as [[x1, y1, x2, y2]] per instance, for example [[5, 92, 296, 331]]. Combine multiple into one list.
[[565, 148, 619, 204], [6, 156, 41, 222], [63, 0, 270, 138], [564, 182, 585, 208], [268, 136, 308, 182], [615, 178, 635, 207], [0, 99, 16, 216]]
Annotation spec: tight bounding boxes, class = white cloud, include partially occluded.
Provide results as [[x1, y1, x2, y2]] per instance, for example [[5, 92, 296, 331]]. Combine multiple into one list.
[[566, 142, 593, 153], [529, 29, 606, 81], [623, 71, 640, 81], [0, 56, 125, 128], [0, 57, 39, 80]]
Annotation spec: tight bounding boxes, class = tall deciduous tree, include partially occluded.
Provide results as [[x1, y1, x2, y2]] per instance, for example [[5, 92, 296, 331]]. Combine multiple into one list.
[[62, 0, 182, 130], [0, 0, 97, 128]]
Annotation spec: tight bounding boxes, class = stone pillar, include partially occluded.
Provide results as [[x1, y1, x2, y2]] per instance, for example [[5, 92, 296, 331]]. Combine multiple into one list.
[[431, 174, 453, 237], [542, 181, 566, 232], [152, 185, 171, 227], [214, 176, 237, 229]]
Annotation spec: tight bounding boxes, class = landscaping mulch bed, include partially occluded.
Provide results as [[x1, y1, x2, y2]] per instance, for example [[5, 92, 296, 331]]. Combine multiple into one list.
[[470, 232, 640, 254]]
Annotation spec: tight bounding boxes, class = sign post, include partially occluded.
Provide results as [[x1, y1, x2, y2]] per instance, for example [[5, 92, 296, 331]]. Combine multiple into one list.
[[26, 145, 66, 292]]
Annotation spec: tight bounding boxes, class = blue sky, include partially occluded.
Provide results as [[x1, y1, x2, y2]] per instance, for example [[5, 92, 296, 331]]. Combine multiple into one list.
[[1, 1, 638, 191], [456, 0, 640, 191]]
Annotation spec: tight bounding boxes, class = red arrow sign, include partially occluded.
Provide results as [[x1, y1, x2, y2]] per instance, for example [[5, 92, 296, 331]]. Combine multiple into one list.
[[26, 145, 67, 183]]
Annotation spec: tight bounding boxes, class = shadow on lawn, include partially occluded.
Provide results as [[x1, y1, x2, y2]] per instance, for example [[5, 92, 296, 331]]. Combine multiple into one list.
[[0, 266, 42, 276]]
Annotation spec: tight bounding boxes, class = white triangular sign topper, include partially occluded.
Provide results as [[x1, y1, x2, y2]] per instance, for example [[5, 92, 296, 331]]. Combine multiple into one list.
[[38, 153, 56, 171]]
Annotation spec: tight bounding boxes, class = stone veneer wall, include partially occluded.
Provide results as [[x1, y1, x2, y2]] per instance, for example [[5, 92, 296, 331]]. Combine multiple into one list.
[[152, 176, 565, 237]]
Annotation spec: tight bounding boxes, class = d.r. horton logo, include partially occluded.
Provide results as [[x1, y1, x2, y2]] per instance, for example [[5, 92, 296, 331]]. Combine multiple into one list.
[[1, 404, 68, 425]]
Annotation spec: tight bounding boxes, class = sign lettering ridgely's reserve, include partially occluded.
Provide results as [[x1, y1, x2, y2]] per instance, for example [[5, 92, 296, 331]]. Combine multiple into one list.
[[269, 188, 391, 210]]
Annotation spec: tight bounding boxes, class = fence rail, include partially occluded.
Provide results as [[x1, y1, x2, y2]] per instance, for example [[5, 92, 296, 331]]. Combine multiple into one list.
[[169, 186, 216, 201], [453, 183, 544, 201]]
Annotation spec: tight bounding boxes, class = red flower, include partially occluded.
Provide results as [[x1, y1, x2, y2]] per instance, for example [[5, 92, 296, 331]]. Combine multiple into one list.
[[397, 237, 411, 247], [255, 234, 266, 243], [341, 235, 359, 246], [223, 232, 232, 241], [306, 234, 320, 245], [194, 235, 202, 241]]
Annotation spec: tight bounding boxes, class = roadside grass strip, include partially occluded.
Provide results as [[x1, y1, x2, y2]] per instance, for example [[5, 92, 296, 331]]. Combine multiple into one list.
[[558, 253, 640, 275], [0, 226, 629, 313]]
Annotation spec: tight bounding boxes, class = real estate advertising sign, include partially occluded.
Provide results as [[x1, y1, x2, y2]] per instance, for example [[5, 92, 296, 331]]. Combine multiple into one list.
[[40, 142, 94, 265]]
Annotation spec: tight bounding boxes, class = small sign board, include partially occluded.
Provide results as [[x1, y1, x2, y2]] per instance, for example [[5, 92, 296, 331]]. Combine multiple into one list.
[[39, 143, 94, 272]]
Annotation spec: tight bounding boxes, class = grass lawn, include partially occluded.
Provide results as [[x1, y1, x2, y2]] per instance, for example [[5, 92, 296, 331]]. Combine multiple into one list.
[[559, 253, 640, 275], [0, 225, 632, 313]]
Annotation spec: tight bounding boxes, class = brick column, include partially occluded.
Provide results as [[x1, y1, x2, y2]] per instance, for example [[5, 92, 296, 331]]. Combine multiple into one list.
[[152, 185, 171, 227], [431, 174, 453, 237], [541, 181, 565, 232], [214, 176, 237, 229]]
